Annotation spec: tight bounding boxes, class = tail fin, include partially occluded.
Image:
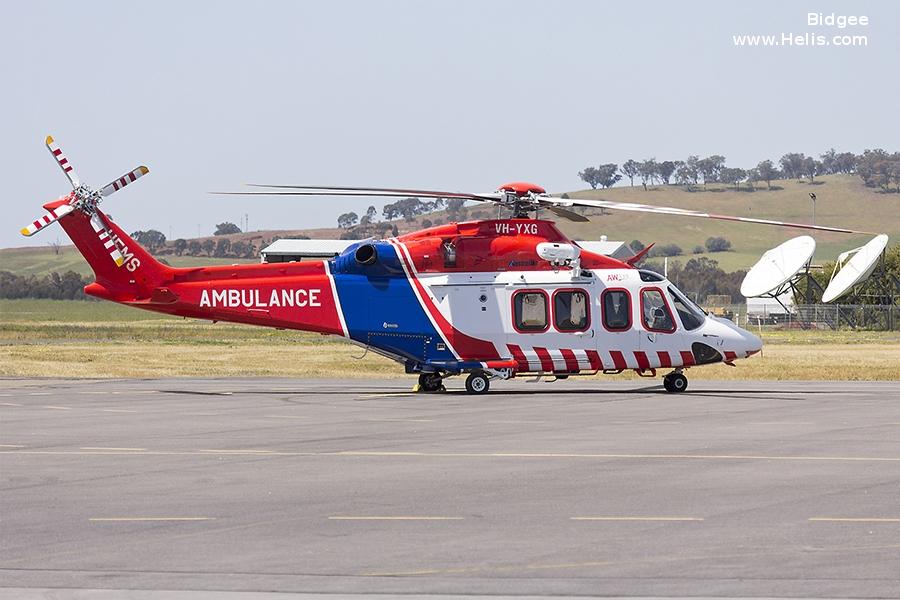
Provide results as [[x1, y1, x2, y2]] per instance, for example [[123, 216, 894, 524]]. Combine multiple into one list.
[[52, 200, 174, 302]]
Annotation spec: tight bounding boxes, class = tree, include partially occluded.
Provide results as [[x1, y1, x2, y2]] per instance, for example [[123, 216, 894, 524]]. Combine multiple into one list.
[[638, 158, 658, 190], [130, 229, 166, 252], [445, 198, 467, 220], [421, 219, 433, 228], [697, 155, 725, 186], [47, 238, 62, 256], [656, 161, 677, 185], [337, 212, 359, 229], [231, 240, 249, 258], [833, 151, 857, 174], [174, 238, 187, 256], [629, 239, 645, 252], [214, 222, 241, 236], [214, 237, 231, 257], [675, 156, 700, 186], [648, 243, 683, 257], [201, 238, 215, 257], [188, 240, 202, 256], [719, 167, 746, 188], [366, 205, 377, 222], [756, 159, 779, 189], [820, 148, 838, 174], [802, 157, 822, 182], [596, 163, 621, 188], [578, 166, 601, 189], [705, 236, 732, 252], [621, 160, 639, 187], [779, 153, 806, 180]]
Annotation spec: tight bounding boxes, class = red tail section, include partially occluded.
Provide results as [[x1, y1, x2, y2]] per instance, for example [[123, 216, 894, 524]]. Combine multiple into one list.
[[51, 200, 174, 302]]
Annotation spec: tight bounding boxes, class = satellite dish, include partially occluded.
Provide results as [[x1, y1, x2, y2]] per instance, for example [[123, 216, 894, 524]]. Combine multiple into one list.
[[822, 234, 890, 303], [741, 236, 816, 298]]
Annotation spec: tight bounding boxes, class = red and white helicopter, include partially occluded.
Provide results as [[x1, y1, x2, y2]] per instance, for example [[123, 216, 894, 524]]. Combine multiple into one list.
[[22, 137, 871, 394]]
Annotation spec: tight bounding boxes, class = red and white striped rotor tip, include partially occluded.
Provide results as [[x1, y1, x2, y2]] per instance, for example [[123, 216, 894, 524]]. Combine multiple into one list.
[[90, 214, 126, 267], [19, 204, 74, 237], [45, 135, 80, 188], [100, 166, 150, 197]]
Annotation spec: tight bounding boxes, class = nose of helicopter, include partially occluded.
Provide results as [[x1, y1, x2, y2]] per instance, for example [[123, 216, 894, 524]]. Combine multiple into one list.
[[714, 316, 762, 359], [698, 316, 762, 361], [735, 325, 763, 358]]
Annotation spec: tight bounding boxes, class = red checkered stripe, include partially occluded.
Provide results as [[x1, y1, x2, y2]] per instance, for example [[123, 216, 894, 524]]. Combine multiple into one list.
[[505, 345, 710, 373]]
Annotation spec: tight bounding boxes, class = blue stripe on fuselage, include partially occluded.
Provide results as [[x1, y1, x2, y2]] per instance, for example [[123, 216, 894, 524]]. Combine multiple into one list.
[[330, 242, 456, 364]]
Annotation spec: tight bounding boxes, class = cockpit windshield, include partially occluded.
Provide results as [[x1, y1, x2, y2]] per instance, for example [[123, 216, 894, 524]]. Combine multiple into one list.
[[667, 285, 706, 331]]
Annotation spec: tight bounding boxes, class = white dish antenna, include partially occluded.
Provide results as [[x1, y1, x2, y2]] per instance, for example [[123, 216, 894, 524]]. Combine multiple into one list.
[[821, 234, 889, 303], [741, 236, 816, 298]]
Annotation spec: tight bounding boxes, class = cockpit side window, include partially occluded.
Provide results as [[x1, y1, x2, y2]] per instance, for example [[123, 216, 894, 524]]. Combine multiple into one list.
[[667, 286, 705, 331], [640, 287, 676, 333]]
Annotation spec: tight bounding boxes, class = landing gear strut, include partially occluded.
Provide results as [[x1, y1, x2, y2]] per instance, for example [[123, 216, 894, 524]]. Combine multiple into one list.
[[417, 372, 445, 393], [465, 371, 491, 395], [663, 371, 688, 393]]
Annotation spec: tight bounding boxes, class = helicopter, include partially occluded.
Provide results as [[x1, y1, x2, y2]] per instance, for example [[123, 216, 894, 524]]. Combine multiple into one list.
[[21, 137, 872, 394]]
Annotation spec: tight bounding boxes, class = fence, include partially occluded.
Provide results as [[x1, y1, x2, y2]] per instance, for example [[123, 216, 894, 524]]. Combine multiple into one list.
[[715, 304, 899, 331]]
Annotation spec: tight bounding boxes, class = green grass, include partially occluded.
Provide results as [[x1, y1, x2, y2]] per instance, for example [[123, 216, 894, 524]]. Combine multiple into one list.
[[1, 300, 898, 380]]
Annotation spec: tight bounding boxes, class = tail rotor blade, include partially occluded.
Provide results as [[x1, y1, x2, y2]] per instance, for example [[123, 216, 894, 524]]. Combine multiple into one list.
[[89, 213, 126, 267], [100, 166, 150, 197], [20, 203, 74, 237], [45, 135, 81, 188]]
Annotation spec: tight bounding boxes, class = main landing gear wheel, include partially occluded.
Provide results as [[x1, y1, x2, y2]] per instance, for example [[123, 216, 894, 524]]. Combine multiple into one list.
[[417, 372, 445, 393], [663, 372, 688, 393], [465, 371, 490, 395]]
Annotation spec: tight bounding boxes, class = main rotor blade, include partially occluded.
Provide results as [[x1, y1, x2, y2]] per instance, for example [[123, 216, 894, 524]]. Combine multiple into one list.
[[100, 166, 150, 197], [239, 184, 501, 202], [212, 190, 496, 201], [564, 197, 870, 235], [544, 205, 589, 223], [45, 135, 80, 188]]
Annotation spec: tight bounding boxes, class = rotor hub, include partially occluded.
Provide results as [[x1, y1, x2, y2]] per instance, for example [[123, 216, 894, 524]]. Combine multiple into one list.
[[71, 184, 101, 214]]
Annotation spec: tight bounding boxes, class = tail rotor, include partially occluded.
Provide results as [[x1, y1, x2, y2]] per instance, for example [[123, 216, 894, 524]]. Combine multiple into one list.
[[20, 135, 149, 269]]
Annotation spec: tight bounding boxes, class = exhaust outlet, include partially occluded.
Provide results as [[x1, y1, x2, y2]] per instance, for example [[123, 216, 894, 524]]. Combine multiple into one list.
[[354, 243, 378, 266]]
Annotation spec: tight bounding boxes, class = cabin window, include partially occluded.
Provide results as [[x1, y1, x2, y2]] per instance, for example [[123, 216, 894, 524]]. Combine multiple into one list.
[[553, 290, 590, 332], [641, 287, 676, 333], [668, 286, 704, 331], [513, 290, 549, 332], [601, 289, 631, 331]]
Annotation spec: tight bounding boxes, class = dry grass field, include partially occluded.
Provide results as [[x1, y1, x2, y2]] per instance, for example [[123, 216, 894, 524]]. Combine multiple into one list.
[[2, 300, 898, 381]]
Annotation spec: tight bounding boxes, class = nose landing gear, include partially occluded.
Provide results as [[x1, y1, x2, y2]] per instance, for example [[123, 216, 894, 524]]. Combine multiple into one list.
[[465, 371, 491, 395], [663, 371, 688, 393]]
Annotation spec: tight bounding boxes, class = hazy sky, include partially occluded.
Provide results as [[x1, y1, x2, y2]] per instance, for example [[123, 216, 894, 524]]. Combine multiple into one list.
[[3, 0, 897, 248]]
